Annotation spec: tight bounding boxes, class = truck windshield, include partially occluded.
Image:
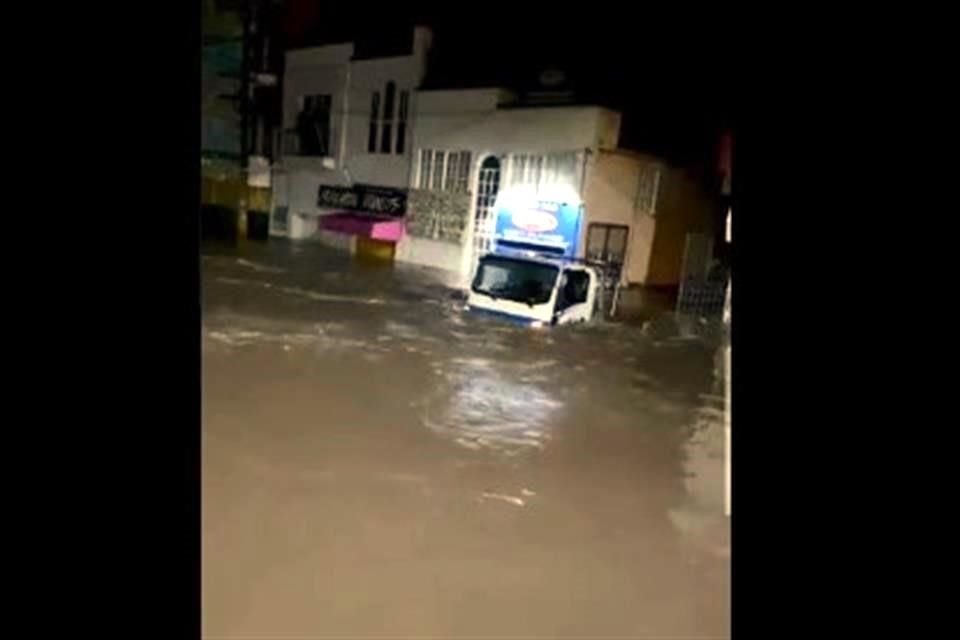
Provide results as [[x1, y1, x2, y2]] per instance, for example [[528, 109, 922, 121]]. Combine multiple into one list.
[[471, 256, 559, 305]]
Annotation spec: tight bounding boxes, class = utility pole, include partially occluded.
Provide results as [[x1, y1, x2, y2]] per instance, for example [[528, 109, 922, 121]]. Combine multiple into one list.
[[720, 129, 732, 518], [724, 208, 731, 517], [239, 0, 253, 169], [240, 0, 281, 167]]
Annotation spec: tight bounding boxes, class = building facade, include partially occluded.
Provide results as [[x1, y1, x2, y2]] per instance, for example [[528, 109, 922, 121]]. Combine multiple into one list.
[[406, 92, 713, 289], [269, 26, 432, 245], [403, 89, 621, 286], [270, 26, 715, 290], [582, 149, 715, 287]]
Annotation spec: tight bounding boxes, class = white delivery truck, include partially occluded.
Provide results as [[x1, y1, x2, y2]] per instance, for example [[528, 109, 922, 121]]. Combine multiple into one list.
[[465, 198, 615, 327]]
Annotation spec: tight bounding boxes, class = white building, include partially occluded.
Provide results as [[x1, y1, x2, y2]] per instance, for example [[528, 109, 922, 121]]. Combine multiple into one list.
[[402, 88, 624, 286], [270, 26, 432, 244], [271, 26, 714, 290], [404, 90, 714, 289]]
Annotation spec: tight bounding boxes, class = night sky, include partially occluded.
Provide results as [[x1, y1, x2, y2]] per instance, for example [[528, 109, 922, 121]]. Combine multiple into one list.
[[280, 2, 729, 170]]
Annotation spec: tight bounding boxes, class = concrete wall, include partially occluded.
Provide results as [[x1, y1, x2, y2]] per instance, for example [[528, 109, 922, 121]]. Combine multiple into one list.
[[581, 150, 661, 285], [413, 96, 620, 156], [415, 88, 511, 115], [645, 167, 715, 286], [581, 149, 714, 287], [394, 236, 465, 284], [272, 167, 350, 232], [342, 55, 429, 188]]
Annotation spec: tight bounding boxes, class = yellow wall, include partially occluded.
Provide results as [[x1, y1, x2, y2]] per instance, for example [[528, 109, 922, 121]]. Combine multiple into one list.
[[582, 150, 715, 287], [582, 151, 659, 284], [201, 171, 272, 212], [644, 168, 714, 286]]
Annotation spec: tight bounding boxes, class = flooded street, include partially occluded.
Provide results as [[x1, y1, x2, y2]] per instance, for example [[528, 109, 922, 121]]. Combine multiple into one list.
[[202, 240, 729, 639]]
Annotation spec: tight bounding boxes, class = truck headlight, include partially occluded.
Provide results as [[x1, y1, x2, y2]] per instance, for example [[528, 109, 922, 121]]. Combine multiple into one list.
[[530, 320, 545, 329]]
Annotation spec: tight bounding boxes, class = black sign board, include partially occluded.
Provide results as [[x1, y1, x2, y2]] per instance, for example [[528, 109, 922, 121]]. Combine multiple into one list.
[[317, 184, 407, 217]]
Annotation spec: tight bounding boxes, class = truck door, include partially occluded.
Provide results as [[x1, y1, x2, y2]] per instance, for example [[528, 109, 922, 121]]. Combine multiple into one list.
[[553, 269, 593, 324]]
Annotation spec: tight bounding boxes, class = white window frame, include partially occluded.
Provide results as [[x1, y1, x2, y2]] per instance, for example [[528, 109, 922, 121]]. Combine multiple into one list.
[[416, 149, 474, 193], [431, 150, 446, 191], [418, 149, 432, 189]]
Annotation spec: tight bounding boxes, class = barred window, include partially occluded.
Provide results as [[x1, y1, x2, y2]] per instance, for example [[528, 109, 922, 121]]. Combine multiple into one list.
[[505, 152, 580, 195], [445, 152, 459, 190], [513, 154, 528, 183], [635, 164, 661, 215], [419, 149, 432, 189], [417, 149, 473, 192], [431, 150, 445, 190], [455, 151, 471, 192], [531, 155, 543, 187]]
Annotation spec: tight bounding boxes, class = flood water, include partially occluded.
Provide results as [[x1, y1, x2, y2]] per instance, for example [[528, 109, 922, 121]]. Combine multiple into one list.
[[202, 239, 730, 639]]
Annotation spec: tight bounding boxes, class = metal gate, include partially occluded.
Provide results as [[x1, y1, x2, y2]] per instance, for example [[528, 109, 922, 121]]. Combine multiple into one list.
[[470, 156, 501, 269], [586, 223, 629, 318], [677, 232, 725, 317]]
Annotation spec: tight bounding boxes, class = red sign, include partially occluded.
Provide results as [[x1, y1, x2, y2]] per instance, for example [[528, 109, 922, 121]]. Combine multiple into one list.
[[511, 208, 559, 233]]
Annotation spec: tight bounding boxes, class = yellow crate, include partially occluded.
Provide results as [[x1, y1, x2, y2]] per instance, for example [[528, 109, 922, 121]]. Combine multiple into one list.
[[356, 237, 396, 263]]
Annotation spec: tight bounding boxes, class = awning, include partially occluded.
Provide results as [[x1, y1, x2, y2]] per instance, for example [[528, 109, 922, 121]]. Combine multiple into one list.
[[318, 212, 404, 241]]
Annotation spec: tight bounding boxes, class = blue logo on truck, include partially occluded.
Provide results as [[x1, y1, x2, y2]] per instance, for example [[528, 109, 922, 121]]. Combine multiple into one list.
[[493, 199, 583, 258]]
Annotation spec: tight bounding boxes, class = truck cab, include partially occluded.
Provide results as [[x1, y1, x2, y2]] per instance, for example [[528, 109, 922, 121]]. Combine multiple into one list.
[[464, 195, 606, 327], [466, 252, 601, 327]]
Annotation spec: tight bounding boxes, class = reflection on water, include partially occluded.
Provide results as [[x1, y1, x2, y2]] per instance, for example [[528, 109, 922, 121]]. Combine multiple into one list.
[[421, 357, 562, 456]]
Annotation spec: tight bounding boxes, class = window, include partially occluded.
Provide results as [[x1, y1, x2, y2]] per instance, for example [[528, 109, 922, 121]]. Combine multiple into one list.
[[556, 270, 590, 312], [419, 149, 433, 189], [531, 156, 543, 187], [513, 155, 528, 183], [295, 94, 332, 156], [396, 90, 409, 154], [510, 154, 540, 185], [368, 91, 380, 152], [471, 255, 558, 306], [445, 152, 459, 189], [586, 223, 629, 265], [371, 83, 403, 154], [635, 164, 661, 214], [456, 151, 472, 192], [505, 152, 580, 194], [473, 156, 501, 256], [417, 149, 472, 192], [380, 81, 396, 153], [431, 151, 445, 190]]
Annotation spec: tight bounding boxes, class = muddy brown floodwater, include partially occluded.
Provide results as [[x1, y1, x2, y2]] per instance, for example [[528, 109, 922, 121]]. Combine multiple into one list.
[[202, 240, 730, 639]]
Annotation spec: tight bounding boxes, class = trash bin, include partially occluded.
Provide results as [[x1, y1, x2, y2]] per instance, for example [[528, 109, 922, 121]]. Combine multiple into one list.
[[356, 237, 395, 263], [246, 210, 270, 242], [201, 204, 238, 245]]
